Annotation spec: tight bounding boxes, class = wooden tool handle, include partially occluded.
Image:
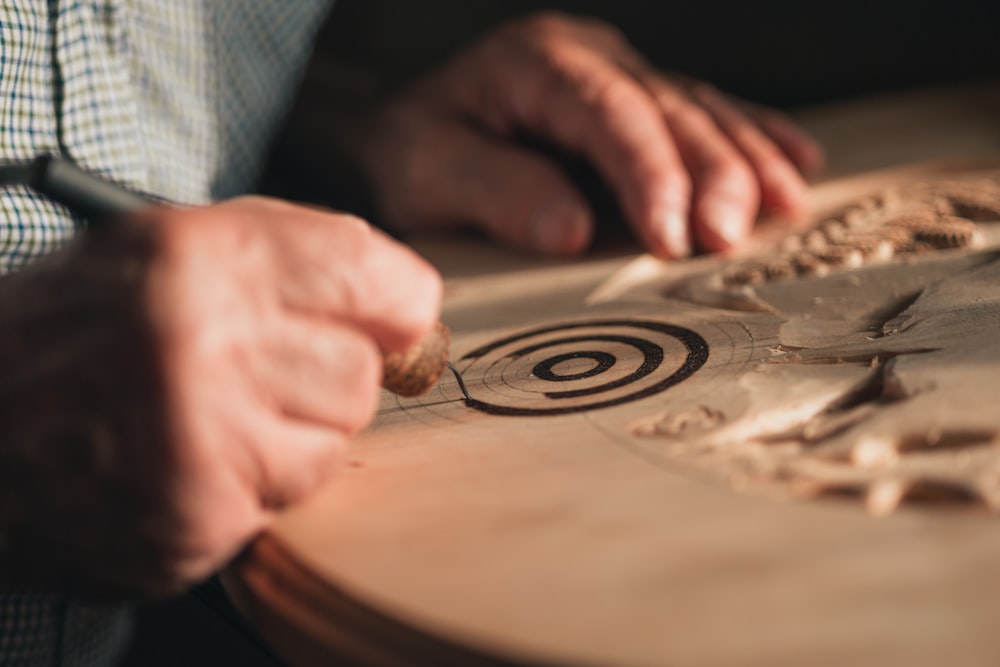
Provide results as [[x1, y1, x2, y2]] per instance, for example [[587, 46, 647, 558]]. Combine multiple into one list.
[[381, 322, 451, 397]]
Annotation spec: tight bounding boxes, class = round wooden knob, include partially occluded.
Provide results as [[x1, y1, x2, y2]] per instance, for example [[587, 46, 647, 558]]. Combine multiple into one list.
[[381, 322, 451, 397]]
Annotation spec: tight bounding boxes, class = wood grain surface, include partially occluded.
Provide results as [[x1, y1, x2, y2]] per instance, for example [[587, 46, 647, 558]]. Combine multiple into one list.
[[227, 80, 1000, 667]]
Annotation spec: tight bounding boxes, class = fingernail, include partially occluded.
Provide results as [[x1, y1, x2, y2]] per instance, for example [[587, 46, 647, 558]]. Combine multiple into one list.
[[652, 206, 691, 259], [530, 198, 591, 254], [701, 198, 749, 248]]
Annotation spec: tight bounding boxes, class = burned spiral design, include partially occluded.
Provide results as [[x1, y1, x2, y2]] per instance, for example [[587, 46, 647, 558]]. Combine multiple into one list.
[[457, 319, 709, 416]]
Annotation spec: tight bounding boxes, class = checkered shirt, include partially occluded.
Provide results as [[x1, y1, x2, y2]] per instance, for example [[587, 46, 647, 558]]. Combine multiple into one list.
[[0, 0, 332, 665], [0, 0, 331, 272]]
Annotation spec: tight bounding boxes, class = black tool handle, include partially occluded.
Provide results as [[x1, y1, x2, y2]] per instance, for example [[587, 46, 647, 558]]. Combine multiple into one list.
[[29, 155, 149, 223]]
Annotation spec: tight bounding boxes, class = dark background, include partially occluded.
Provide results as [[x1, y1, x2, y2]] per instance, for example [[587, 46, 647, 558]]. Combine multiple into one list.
[[319, 0, 1000, 107]]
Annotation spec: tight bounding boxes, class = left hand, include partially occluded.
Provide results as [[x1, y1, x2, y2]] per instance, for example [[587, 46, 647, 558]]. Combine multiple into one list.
[[328, 12, 824, 259], [0, 197, 441, 598]]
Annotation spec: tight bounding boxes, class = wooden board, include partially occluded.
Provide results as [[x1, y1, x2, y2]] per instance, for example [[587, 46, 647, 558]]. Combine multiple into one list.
[[226, 82, 1000, 666]]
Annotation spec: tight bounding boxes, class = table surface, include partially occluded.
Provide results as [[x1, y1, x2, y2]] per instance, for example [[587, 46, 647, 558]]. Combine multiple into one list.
[[225, 80, 1000, 667]]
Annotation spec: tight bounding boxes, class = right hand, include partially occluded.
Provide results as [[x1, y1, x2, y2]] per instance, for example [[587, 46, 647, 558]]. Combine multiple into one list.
[[0, 197, 441, 598], [327, 12, 824, 259]]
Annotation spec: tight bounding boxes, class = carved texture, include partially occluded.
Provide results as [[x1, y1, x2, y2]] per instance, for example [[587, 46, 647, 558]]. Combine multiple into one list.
[[646, 173, 1000, 516], [721, 177, 1000, 287]]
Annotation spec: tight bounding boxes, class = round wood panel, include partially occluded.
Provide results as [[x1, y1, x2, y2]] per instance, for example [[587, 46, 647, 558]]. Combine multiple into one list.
[[228, 87, 1000, 667]]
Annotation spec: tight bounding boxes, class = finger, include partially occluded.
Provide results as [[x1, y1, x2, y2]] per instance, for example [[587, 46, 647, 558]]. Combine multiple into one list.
[[524, 23, 760, 250], [214, 198, 443, 353], [339, 220, 443, 353], [458, 24, 693, 258], [161, 311, 380, 511], [533, 33, 755, 250], [254, 418, 353, 510], [644, 81, 760, 252], [389, 120, 595, 255], [737, 101, 826, 177], [691, 85, 812, 217], [242, 317, 382, 510], [261, 314, 382, 434]]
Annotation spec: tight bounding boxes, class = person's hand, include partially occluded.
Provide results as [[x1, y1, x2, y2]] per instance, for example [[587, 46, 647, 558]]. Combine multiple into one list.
[[0, 197, 441, 597], [331, 12, 824, 258]]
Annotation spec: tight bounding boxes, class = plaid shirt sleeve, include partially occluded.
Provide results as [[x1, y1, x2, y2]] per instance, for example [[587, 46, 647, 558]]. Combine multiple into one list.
[[1, 1, 332, 665], [1, 0, 330, 272]]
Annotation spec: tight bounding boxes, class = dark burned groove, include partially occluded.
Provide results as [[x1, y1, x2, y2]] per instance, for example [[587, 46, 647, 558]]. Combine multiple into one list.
[[532, 351, 615, 383], [458, 319, 708, 417], [825, 363, 892, 413], [522, 335, 660, 399], [898, 430, 997, 453], [447, 362, 471, 401], [903, 480, 981, 507], [869, 291, 923, 336], [822, 355, 929, 415]]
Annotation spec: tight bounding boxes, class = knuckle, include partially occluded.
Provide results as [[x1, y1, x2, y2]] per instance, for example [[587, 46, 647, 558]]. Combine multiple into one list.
[[721, 117, 788, 166], [332, 211, 372, 237], [586, 74, 646, 123], [326, 211, 375, 257], [150, 202, 255, 269], [485, 12, 574, 73], [752, 141, 789, 169], [727, 116, 769, 146], [665, 96, 715, 128]]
